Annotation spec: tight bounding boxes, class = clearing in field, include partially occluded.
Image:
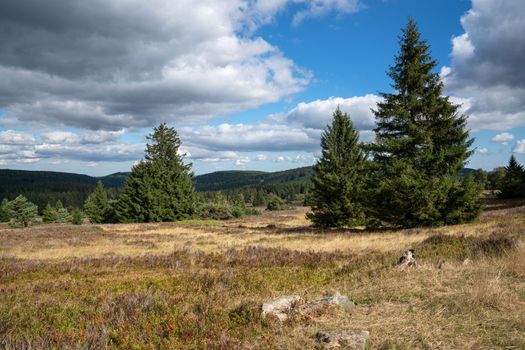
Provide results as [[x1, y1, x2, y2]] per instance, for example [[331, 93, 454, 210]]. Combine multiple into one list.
[[1, 200, 524, 349]]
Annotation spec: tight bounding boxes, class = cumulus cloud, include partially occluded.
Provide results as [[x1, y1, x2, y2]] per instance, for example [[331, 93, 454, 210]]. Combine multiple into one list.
[[286, 94, 379, 130], [235, 157, 251, 166], [514, 140, 525, 154], [443, 0, 525, 130], [180, 123, 320, 152], [0, 129, 143, 165], [176, 94, 380, 162], [476, 147, 488, 154], [491, 132, 514, 143], [0, 130, 35, 145], [0, 0, 365, 132]]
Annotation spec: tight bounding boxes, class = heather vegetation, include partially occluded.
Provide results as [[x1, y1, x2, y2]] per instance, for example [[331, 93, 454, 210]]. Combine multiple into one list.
[[1, 200, 524, 348]]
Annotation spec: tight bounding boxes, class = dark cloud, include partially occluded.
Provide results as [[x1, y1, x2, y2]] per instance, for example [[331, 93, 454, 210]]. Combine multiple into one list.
[[0, 0, 311, 131], [444, 0, 525, 130]]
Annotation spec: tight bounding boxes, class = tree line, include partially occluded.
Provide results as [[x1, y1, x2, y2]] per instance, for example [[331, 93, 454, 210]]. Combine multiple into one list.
[[2, 19, 522, 229]]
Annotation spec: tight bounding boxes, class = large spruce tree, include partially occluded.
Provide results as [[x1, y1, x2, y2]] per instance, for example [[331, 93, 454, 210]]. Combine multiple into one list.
[[116, 123, 195, 223], [307, 108, 366, 227], [369, 18, 481, 227]]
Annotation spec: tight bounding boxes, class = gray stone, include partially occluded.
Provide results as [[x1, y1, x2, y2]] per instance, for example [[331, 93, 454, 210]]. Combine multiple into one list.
[[261, 295, 304, 321], [315, 329, 369, 349], [300, 292, 355, 314]]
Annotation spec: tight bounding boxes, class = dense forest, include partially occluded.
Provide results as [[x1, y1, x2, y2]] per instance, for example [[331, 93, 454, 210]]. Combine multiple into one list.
[[0, 166, 313, 211]]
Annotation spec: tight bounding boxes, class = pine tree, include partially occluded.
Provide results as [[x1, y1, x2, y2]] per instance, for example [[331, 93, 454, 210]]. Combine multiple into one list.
[[116, 123, 195, 223], [54, 200, 72, 223], [0, 198, 10, 222], [71, 208, 83, 225], [253, 189, 267, 207], [42, 202, 58, 223], [84, 181, 111, 223], [368, 18, 481, 227], [6, 195, 38, 227], [499, 155, 525, 198], [307, 108, 367, 227]]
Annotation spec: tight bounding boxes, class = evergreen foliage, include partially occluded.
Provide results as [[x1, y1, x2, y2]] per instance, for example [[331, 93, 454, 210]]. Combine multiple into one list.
[[307, 108, 366, 227], [71, 208, 83, 225], [42, 203, 58, 223], [499, 155, 525, 198], [0, 198, 10, 222], [251, 189, 265, 207], [116, 123, 196, 223], [54, 200, 73, 223], [6, 195, 38, 227], [368, 18, 481, 227], [84, 181, 111, 223]]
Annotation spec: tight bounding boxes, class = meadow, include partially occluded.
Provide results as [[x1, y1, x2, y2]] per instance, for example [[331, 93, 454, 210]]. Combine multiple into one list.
[[1, 199, 524, 349]]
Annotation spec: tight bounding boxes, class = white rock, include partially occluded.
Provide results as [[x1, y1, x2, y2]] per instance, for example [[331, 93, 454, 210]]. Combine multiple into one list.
[[261, 295, 304, 321]]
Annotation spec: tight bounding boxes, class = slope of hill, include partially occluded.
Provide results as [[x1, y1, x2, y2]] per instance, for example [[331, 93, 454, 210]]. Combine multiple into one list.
[[193, 166, 314, 192], [0, 167, 314, 209]]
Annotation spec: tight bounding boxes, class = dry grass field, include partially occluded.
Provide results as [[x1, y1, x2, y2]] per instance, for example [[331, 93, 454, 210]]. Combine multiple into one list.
[[1, 199, 524, 349]]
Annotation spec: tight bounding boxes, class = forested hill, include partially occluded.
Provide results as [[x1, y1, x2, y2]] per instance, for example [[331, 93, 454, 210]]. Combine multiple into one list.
[[0, 167, 314, 209], [0, 165, 475, 210], [0, 169, 127, 210], [193, 166, 314, 191]]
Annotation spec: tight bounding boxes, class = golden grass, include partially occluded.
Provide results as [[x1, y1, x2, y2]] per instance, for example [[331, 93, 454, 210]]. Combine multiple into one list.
[[1, 206, 508, 260], [1, 201, 524, 349]]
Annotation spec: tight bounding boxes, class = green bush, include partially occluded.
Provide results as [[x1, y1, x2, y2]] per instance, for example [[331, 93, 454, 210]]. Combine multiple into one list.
[[266, 199, 282, 211], [71, 209, 83, 225]]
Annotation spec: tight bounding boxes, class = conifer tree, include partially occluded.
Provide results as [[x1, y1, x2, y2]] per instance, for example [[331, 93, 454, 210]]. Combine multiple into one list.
[[84, 181, 111, 223], [307, 108, 366, 227], [368, 19, 481, 227], [54, 200, 72, 223], [6, 195, 38, 227], [116, 123, 195, 222], [42, 202, 58, 223], [253, 189, 267, 207], [71, 208, 83, 225], [0, 198, 10, 222], [499, 155, 525, 198]]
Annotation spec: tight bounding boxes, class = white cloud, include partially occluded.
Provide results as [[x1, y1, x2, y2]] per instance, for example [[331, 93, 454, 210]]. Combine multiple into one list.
[[0, 130, 35, 145], [255, 154, 268, 161], [178, 95, 378, 158], [235, 157, 251, 166], [286, 94, 380, 130], [86, 162, 99, 167], [491, 132, 514, 143], [445, 0, 525, 130], [514, 140, 525, 154], [476, 147, 488, 154], [291, 0, 361, 26], [0, 0, 366, 131], [181, 123, 319, 152], [274, 156, 287, 162]]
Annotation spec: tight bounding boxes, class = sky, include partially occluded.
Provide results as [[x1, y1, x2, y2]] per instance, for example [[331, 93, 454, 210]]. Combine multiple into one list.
[[0, 0, 524, 176]]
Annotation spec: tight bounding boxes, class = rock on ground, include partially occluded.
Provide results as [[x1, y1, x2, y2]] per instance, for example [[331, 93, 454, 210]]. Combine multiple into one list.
[[261, 295, 304, 321], [300, 292, 355, 314], [315, 329, 369, 349]]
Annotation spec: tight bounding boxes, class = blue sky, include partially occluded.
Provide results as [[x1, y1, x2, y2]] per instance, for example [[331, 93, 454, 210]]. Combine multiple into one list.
[[0, 0, 524, 176]]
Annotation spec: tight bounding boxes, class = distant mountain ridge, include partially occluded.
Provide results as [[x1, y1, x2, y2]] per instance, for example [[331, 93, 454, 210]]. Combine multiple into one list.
[[0, 165, 475, 209]]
